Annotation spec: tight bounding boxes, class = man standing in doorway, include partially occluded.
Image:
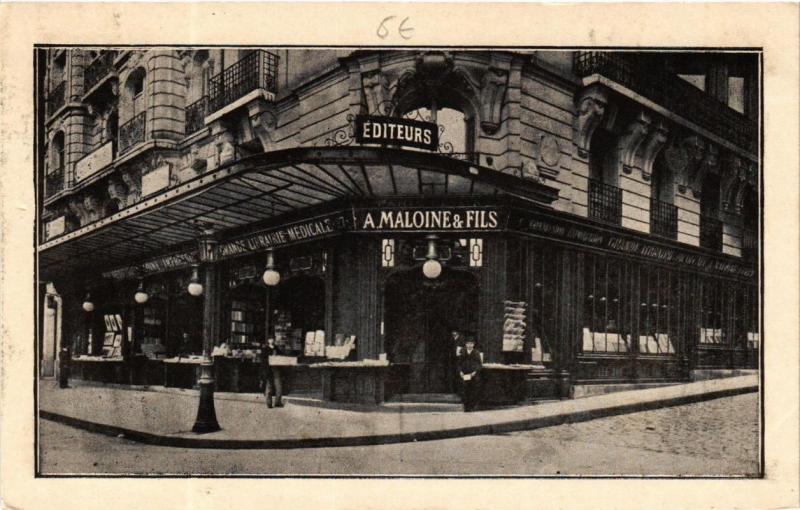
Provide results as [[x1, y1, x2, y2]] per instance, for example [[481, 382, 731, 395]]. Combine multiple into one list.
[[449, 329, 466, 393], [458, 337, 482, 412]]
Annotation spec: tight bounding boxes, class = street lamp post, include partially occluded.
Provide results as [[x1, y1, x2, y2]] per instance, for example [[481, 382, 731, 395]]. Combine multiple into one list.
[[192, 230, 221, 433]]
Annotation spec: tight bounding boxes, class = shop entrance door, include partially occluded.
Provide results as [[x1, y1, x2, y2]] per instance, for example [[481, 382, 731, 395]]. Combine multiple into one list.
[[384, 269, 478, 394]]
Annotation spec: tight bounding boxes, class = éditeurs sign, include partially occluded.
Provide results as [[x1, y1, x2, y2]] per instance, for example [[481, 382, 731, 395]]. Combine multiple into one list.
[[355, 115, 438, 151]]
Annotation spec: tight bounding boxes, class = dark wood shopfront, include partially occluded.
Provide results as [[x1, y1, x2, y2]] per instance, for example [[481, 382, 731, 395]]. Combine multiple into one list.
[[384, 268, 478, 394]]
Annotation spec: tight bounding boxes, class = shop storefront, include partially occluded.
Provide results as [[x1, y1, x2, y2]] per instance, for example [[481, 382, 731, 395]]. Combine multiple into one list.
[[44, 145, 757, 404]]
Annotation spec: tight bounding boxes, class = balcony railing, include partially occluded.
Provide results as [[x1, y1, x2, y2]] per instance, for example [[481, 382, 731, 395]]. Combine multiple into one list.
[[208, 50, 279, 113], [574, 52, 757, 153], [700, 214, 723, 251], [741, 228, 757, 260], [650, 198, 678, 239], [185, 96, 209, 134], [84, 51, 116, 93], [119, 111, 146, 154], [45, 167, 65, 197], [46, 81, 66, 117], [588, 179, 622, 225]]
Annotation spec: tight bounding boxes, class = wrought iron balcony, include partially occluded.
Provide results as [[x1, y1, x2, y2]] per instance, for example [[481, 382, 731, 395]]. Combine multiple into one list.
[[741, 228, 757, 260], [574, 51, 757, 153], [699, 214, 723, 251], [84, 51, 117, 93], [185, 96, 209, 134], [588, 179, 622, 225], [46, 81, 66, 117], [45, 167, 65, 197], [119, 111, 146, 154], [650, 198, 678, 239], [208, 50, 279, 113]]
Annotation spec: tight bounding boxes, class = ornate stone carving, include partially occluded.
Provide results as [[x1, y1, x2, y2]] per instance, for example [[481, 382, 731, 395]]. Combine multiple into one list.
[[734, 162, 758, 214], [479, 67, 508, 134], [250, 105, 279, 151], [615, 112, 651, 175], [362, 70, 390, 115], [720, 153, 744, 212], [639, 121, 669, 182], [81, 192, 107, 224], [572, 84, 608, 159], [664, 138, 689, 194], [121, 169, 142, 205], [106, 175, 130, 211], [539, 134, 562, 168]]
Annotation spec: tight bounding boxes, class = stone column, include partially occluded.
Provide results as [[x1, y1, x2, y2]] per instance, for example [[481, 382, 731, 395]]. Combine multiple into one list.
[[147, 50, 186, 141]]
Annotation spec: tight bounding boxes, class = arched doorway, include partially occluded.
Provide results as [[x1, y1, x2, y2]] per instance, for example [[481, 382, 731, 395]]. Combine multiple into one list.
[[384, 268, 478, 394]]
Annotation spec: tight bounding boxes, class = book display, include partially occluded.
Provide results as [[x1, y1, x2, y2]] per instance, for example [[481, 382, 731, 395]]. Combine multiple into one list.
[[502, 300, 527, 352], [101, 313, 124, 358], [230, 298, 264, 345], [139, 305, 166, 358]]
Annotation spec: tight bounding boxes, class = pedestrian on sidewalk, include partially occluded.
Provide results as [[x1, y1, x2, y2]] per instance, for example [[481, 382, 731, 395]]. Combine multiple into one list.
[[262, 337, 284, 408], [458, 338, 482, 412]]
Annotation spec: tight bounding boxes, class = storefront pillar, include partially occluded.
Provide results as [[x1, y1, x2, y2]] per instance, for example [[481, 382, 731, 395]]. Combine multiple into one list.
[[192, 232, 221, 434]]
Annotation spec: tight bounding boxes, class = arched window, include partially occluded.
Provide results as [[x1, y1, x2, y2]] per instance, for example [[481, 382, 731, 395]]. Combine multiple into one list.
[[587, 127, 622, 225], [124, 67, 146, 120], [50, 131, 65, 173], [402, 105, 475, 160], [186, 51, 210, 103], [650, 153, 678, 239], [651, 155, 674, 205]]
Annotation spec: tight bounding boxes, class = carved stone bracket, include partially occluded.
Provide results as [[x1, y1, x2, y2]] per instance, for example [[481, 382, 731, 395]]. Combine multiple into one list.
[[249, 105, 279, 152], [639, 121, 669, 182], [683, 135, 708, 198], [479, 67, 508, 135], [106, 175, 130, 210], [616, 112, 651, 175], [720, 152, 744, 212], [734, 162, 758, 214], [120, 168, 142, 205], [572, 84, 608, 159], [362, 70, 390, 116]]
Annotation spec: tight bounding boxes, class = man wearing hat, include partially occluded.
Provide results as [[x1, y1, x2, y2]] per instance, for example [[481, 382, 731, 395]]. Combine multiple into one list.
[[457, 337, 483, 412]]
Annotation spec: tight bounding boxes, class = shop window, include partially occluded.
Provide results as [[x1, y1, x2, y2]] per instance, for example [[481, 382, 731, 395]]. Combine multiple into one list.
[[583, 255, 629, 353], [229, 285, 265, 346], [745, 285, 759, 350], [271, 274, 326, 357], [529, 245, 555, 364], [698, 278, 725, 345], [137, 294, 167, 358], [168, 273, 203, 356], [637, 266, 677, 354]]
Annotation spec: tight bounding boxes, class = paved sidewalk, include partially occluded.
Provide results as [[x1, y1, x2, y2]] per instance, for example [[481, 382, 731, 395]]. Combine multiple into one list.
[[39, 375, 758, 449]]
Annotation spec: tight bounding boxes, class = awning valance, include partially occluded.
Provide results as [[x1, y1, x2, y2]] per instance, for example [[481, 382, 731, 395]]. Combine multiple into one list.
[[38, 147, 559, 278]]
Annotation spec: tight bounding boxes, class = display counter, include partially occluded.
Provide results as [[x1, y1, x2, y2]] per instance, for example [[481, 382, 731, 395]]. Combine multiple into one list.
[[70, 356, 129, 384], [162, 356, 204, 389], [480, 363, 538, 405], [310, 360, 390, 404]]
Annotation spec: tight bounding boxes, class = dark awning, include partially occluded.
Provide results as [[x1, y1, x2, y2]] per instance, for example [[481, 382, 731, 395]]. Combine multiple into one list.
[[38, 147, 559, 278]]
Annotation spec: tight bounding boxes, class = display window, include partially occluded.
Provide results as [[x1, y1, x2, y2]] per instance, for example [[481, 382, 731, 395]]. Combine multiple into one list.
[[583, 254, 630, 353], [698, 278, 725, 345], [167, 271, 203, 356], [271, 273, 326, 356], [637, 266, 678, 355]]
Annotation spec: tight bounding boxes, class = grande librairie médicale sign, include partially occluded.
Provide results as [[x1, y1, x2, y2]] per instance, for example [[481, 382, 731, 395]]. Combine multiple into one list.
[[355, 115, 438, 151]]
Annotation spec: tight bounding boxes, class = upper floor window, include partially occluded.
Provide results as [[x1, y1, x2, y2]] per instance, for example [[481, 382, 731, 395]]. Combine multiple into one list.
[[678, 74, 706, 91], [51, 51, 67, 87], [727, 75, 746, 114], [124, 67, 146, 118], [50, 131, 65, 173]]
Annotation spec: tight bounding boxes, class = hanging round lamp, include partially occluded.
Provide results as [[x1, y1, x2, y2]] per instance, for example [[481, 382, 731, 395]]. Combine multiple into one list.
[[261, 249, 281, 286], [187, 265, 204, 296], [82, 292, 95, 312], [422, 235, 442, 279], [134, 279, 149, 304]]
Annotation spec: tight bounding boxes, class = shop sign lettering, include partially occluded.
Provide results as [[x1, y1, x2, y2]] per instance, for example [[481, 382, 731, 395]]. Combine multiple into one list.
[[355, 115, 438, 151], [103, 251, 198, 280], [513, 213, 754, 279], [219, 214, 351, 259], [358, 208, 503, 231]]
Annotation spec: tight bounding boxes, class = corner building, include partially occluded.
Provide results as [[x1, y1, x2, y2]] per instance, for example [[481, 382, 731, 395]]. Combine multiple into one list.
[[37, 48, 760, 403]]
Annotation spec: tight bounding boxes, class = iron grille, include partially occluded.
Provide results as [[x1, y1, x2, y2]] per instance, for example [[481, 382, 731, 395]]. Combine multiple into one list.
[[84, 51, 116, 92], [208, 50, 279, 113], [650, 198, 678, 239], [45, 167, 65, 197], [47, 81, 66, 117], [741, 228, 757, 260], [574, 52, 757, 153], [119, 111, 146, 154], [185, 96, 208, 134], [588, 179, 622, 225], [700, 214, 723, 251]]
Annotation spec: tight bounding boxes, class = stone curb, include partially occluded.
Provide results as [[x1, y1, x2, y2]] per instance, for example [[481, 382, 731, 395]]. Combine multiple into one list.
[[39, 382, 758, 450]]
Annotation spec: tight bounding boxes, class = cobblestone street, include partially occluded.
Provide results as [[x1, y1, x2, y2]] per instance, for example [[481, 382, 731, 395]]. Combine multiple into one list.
[[511, 392, 760, 471], [39, 393, 759, 476]]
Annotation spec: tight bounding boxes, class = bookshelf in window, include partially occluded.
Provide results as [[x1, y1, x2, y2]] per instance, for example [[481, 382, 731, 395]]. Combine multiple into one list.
[[230, 298, 265, 345], [140, 305, 166, 358]]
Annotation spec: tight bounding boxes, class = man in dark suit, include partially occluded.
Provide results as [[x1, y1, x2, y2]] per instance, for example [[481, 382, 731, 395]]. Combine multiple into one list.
[[262, 337, 284, 408], [457, 338, 482, 412]]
